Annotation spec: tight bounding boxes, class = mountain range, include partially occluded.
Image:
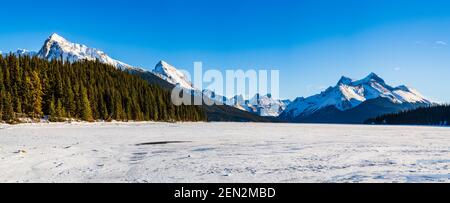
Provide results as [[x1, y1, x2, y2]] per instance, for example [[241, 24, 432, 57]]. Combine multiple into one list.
[[225, 94, 291, 117], [280, 73, 432, 123], [2, 33, 433, 123], [150, 58, 290, 117]]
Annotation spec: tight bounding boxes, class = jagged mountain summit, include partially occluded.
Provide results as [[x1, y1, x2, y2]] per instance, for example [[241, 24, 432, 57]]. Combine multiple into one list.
[[4, 33, 135, 70], [152, 60, 195, 89], [36, 33, 133, 70], [280, 73, 432, 123], [248, 94, 291, 117], [227, 94, 291, 117]]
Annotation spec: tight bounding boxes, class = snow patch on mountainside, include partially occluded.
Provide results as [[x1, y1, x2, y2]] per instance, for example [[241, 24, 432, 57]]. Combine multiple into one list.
[[392, 85, 430, 104], [283, 73, 432, 119]]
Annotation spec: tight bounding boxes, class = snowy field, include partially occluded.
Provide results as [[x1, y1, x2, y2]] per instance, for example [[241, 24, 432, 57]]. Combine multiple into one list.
[[0, 122, 449, 183]]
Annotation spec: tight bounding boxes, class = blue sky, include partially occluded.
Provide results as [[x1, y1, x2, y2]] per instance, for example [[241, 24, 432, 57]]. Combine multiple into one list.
[[1, 0, 450, 102]]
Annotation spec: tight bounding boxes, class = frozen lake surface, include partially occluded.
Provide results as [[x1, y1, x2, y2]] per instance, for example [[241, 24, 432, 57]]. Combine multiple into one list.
[[0, 122, 449, 183]]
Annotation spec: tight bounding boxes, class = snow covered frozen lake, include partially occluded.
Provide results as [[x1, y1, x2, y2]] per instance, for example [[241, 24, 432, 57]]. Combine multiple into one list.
[[0, 122, 449, 183]]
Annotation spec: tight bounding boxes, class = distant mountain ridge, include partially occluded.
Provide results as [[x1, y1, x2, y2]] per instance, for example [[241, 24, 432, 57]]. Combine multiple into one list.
[[280, 73, 432, 123], [226, 94, 291, 117], [149, 60, 290, 117]]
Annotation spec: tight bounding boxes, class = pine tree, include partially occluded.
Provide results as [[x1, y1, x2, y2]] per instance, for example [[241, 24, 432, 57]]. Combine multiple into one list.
[[56, 99, 64, 118], [65, 79, 76, 117], [48, 98, 56, 121], [30, 70, 43, 118], [2, 92, 15, 122], [80, 86, 93, 122]]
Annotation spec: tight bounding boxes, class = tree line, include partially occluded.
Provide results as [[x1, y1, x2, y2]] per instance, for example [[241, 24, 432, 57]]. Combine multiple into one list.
[[365, 105, 450, 126], [0, 54, 206, 123]]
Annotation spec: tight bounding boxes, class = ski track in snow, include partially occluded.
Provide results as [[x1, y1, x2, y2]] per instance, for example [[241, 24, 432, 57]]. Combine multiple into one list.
[[0, 122, 449, 183]]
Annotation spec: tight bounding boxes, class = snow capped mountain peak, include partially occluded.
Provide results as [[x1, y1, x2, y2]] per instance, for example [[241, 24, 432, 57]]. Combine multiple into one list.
[[152, 60, 194, 89], [155, 60, 173, 71], [48, 33, 68, 44], [36, 33, 133, 70], [282, 73, 431, 119], [1, 33, 135, 70], [366, 72, 381, 79], [15, 49, 36, 56], [337, 76, 353, 85], [226, 93, 291, 117], [249, 94, 291, 117], [355, 72, 386, 85], [337, 73, 385, 86]]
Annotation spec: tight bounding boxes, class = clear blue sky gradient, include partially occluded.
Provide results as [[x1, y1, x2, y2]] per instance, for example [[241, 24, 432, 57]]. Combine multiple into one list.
[[1, 0, 450, 102]]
